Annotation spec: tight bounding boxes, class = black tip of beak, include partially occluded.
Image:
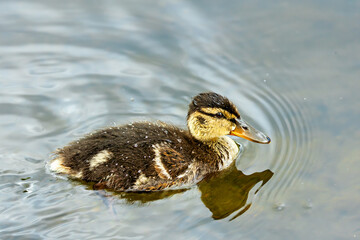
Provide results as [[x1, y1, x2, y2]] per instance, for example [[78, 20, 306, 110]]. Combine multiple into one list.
[[266, 136, 271, 143]]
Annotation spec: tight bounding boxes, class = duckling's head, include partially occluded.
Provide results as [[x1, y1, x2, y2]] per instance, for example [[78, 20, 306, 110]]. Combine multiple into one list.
[[187, 92, 270, 144]]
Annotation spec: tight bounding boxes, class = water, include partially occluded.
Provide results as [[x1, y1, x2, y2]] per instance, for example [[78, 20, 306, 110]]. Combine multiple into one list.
[[0, 0, 359, 239]]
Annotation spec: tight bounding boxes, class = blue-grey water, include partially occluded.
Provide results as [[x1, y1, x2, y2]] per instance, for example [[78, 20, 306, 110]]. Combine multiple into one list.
[[0, 0, 359, 239]]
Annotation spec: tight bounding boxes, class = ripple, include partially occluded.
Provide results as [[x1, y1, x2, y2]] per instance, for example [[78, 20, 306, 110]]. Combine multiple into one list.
[[237, 81, 315, 203], [0, 44, 141, 80], [120, 67, 150, 77], [28, 67, 68, 75]]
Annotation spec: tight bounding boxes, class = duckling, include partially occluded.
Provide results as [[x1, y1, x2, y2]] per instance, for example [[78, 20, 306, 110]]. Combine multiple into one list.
[[49, 92, 270, 191]]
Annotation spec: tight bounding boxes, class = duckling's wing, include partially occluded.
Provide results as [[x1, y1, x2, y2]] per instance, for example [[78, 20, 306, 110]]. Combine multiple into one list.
[[152, 144, 190, 180]]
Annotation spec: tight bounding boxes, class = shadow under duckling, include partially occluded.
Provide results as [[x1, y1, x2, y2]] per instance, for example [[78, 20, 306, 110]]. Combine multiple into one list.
[[49, 92, 270, 191]]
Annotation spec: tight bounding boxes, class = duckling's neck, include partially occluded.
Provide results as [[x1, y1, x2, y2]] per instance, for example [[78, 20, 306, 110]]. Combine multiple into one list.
[[201, 136, 239, 170]]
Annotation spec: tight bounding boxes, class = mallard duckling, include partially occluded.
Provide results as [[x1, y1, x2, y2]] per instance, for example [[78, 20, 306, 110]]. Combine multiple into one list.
[[49, 92, 270, 191]]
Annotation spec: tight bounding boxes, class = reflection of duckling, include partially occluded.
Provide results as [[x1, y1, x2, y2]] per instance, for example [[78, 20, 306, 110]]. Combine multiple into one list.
[[50, 92, 270, 191], [198, 164, 273, 220]]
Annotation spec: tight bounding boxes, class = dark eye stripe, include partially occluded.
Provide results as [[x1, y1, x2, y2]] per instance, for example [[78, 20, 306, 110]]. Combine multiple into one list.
[[198, 110, 226, 119]]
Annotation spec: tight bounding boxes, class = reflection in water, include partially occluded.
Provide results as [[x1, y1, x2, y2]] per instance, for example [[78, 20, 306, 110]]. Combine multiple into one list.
[[106, 163, 273, 220], [198, 164, 273, 220], [116, 188, 187, 204]]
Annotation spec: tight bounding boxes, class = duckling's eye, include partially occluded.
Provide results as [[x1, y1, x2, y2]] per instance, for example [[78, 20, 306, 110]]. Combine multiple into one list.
[[215, 112, 224, 118]]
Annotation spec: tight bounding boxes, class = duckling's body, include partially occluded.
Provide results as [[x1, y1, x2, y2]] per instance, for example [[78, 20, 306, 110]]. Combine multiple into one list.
[[50, 92, 270, 191], [50, 121, 238, 191]]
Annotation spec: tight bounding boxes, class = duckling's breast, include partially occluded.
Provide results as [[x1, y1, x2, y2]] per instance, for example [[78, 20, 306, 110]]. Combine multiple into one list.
[[212, 136, 239, 170]]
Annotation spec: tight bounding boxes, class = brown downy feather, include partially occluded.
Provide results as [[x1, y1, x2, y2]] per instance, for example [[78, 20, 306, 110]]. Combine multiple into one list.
[[53, 121, 223, 191]]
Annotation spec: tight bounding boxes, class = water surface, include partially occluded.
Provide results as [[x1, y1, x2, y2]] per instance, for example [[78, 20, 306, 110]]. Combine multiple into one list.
[[0, 0, 359, 239]]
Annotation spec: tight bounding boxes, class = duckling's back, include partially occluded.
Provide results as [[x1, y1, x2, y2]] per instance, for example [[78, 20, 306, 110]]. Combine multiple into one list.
[[50, 121, 214, 191]]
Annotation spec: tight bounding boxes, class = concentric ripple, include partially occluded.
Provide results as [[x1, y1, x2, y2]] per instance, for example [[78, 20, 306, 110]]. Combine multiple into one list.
[[238, 81, 316, 205]]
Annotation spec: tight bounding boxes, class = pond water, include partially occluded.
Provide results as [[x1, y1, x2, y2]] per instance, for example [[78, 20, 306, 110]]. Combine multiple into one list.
[[0, 0, 359, 239]]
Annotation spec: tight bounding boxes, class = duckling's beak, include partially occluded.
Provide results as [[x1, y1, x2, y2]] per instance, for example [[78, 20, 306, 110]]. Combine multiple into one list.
[[230, 118, 271, 144]]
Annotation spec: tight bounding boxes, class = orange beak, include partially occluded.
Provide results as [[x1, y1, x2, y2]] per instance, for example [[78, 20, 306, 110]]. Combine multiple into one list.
[[229, 118, 271, 144]]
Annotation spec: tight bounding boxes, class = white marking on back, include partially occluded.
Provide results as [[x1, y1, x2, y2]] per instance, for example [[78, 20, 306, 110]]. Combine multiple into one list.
[[89, 150, 113, 170], [73, 171, 83, 178], [177, 162, 195, 179], [153, 144, 171, 180], [49, 157, 70, 174], [134, 174, 150, 186], [49, 156, 83, 178]]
